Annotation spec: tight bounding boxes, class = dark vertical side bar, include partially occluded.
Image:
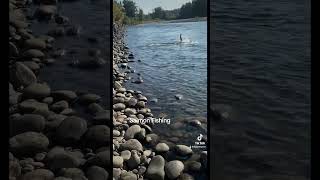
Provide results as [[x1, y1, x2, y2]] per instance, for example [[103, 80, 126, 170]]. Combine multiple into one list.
[[207, 0, 211, 179], [110, 0, 114, 179]]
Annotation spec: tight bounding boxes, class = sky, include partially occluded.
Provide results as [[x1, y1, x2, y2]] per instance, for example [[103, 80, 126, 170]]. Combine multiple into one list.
[[125, 0, 192, 14]]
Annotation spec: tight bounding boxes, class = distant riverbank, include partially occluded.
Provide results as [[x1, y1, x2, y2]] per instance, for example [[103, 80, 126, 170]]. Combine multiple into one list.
[[130, 17, 207, 25]]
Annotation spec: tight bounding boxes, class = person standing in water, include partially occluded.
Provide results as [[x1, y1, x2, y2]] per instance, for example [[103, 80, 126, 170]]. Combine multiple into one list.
[[180, 34, 182, 42]]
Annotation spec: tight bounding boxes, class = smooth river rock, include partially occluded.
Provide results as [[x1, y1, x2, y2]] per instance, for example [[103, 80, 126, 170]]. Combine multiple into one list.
[[165, 160, 184, 179], [9, 132, 49, 156], [146, 155, 165, 180]]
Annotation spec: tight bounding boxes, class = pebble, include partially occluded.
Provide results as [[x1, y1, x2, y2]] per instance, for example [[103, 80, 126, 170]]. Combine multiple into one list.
[[87, 150, 110, 167], [36, 5, 57, 19], [146, 155, 165, 180], [10, 62, 37, 88], [46, 147, 83, 170], [56, 116, 87, 144], [113, 156, 124, 168], [124, 125, 141, 140], [165, 160, 185, 179], [85, 125, 110, 148], [42, 97, 54, 104], [21, 169, 54, 180], [9, 132, 49, 156], [185, 161, 202, 172], [50, 100, 69, 112], [86, 166, 109, 180], [175, 145, 193, 156], [79, 93, 101, 104], [24, 38, 46, 50], [22, 83, 51, 99], [113, 103, 126, 111], [19, 99, 49, 117], [51, 90, 77, 102], [10, 114, 45, 136], [126, 151, 140, 169], [23, 49, 45, 59], [120, 171, 137, 180], [120, 139, 143, 152], [120, 150, 131, 161], [155, 143, 170, 153]]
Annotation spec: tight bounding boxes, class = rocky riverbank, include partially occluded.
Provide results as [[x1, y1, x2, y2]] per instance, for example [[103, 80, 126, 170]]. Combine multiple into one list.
[[112, 23, 208, 180], [9, 0, 110, 179]]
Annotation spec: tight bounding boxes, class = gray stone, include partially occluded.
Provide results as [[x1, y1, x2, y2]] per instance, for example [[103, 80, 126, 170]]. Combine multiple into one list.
[[56, 116, 87, 144], [120, 139, 143, 152], [9, 42, 19, 57], [22, 83, 51, 99], [21, 61, 40, 72], [124, 125, 141, 140], [19, 99, 49, 117], [155, 143, 170, 153], [45, 114, 66, 130], [124, 108, 136, 116], [10, 114, 45, 136], [23, 49, 45, 58], [51, 100, 69, 112], [86, 166, 109, 180], [9, 132, 49, 156], [146, 155, 165, 180], [113, 156, 123, 168], [165, 160, 184, 179], [46, 146, 84, 171], [85, 125, 110, 148], [79, 94, 101, 104], [120, 172, 137, 180], [10, 62, 37, 88], [21, 169, 54, 180], [175, 145, 193, 156], [127, 98, 137, 107], [87, 150, 110, 167], [24, 38, 46, 50], [36, 5, 57, 18], [113, 103, 126, 111], [59, 168, 86, 180], [185, 161, 202, 172], [127, 151, 140, 169], [51, 90, 77, 101], [88, 103, 104, 114], [120, 150, 131, 161]]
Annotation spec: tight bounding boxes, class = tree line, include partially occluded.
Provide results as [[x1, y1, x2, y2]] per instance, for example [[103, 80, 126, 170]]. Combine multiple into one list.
[[113, 0, 207, 24]]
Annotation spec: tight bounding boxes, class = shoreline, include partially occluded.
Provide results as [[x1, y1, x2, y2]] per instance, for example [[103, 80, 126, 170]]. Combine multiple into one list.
[[9, 0, 111, 179], [129, 17, 207, 26], [113, 22, 208, 179]]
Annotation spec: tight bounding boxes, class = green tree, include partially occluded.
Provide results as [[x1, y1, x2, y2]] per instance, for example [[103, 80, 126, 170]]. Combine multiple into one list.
[[151, 7, 166, 19], [179, 2, 193, 19], [113, 0, 125, 23], [192, 0, 207, 17], [138, 8, 144, 21], [122, 0, 137, 17]]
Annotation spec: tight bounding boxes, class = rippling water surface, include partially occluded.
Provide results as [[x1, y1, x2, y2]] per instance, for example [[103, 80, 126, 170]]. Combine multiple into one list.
[[210, 0, 311, 179]]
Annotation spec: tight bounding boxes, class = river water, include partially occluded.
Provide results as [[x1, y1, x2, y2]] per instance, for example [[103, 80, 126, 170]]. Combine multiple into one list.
[[210, 0, 311, 179], [124, 21, 208, 147]]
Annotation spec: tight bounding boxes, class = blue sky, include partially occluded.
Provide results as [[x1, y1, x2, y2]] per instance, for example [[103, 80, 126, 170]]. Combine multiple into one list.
[[119, 0, 192, 14]]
